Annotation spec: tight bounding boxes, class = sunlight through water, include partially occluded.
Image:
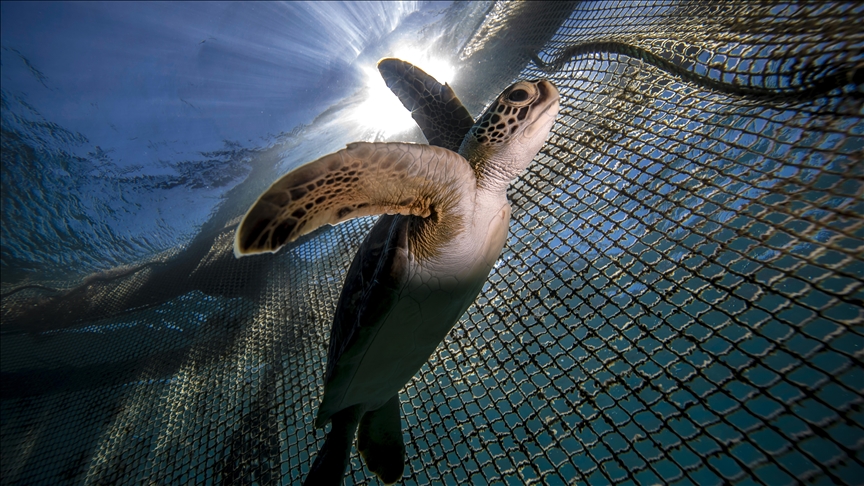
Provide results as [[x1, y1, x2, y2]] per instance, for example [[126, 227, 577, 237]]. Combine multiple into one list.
[[0, 1, 425, 284], [354, 47, 456, 138]]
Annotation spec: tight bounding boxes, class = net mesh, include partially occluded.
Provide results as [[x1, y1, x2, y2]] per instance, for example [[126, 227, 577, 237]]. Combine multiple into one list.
[[2, 1, 863, 484]]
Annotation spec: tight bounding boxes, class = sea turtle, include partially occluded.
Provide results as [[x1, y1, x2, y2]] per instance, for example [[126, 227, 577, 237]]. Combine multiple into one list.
[[234, 58, 559, 485]]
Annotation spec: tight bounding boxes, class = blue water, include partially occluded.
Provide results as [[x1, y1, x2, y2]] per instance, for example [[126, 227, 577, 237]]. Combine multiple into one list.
[[1, 1, 472, 286], [3, 3, 863, 485]]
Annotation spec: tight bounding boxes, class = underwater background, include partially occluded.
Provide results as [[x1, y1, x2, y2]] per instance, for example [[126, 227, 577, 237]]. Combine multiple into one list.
[[2, 1, 863, 484]]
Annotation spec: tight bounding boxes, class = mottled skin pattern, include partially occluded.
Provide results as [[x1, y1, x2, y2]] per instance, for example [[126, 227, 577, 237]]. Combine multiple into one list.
[[378, 58, 474, 152], [235, 59, 559, 485], [235, 142, 472, 260]]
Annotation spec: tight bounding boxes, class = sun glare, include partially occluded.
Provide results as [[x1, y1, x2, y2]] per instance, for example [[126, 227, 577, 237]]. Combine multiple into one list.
[[391, 47, 455, 85], [356, 48, 455, 138], [358, 66, 416, 137]]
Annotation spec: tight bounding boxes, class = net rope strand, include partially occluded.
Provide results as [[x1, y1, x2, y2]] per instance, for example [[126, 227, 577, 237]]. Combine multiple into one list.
[[1, 1, 862, 485]]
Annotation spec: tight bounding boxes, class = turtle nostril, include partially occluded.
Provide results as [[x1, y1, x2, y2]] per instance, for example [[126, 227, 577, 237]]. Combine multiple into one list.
[[508, 89, 529, 102]]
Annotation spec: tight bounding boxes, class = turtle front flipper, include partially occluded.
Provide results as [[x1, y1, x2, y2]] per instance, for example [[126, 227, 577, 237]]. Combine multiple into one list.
[[358, 394, 405, 484], [234, 142, 476, 257], [378, 58, 475, 152]]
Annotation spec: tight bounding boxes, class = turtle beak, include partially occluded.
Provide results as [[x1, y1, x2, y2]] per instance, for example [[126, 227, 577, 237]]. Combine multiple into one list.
[[524, 80, 559, 139], [536, 80, 560, 119]]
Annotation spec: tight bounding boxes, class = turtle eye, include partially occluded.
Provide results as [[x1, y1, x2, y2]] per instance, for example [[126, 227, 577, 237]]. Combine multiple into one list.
[[508, 89, 529, 102]]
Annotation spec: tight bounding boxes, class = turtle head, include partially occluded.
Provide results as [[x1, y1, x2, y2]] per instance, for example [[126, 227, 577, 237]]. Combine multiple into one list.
[[460, 79, 559, 192]]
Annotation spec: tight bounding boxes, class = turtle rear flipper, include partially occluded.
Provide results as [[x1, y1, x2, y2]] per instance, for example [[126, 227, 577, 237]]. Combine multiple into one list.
[[358, 394, 405, 484], [378, 58, 474, 152], [234, 142, 476, 257], [303, 405, 364, 486]]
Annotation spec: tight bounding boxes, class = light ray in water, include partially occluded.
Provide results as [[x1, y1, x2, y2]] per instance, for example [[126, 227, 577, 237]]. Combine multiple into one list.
[[354, 46, 456, 137], [0, 1, 426, 284], [356, 65, 417, 137]]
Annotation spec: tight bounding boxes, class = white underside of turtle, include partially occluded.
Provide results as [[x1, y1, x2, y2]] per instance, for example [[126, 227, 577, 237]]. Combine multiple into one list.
[[234, 57, 559, 485], [320, 192, 511, 417]]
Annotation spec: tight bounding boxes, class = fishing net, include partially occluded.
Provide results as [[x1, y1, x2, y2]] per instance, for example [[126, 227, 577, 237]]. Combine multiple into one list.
[[2, 1, 862, 484]]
